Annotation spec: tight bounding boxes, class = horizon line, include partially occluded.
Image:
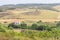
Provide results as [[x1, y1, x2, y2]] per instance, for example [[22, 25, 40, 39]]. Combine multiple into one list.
[[0, 3, 60, 6]]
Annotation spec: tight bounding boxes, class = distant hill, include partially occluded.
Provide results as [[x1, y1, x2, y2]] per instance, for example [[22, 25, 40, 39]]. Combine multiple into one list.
[[0, 4, 60, 22], [53, 5, 60, 11], [0, 3, 60, 11]]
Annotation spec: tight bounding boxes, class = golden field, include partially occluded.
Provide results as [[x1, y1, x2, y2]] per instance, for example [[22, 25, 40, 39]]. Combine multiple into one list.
[[0, 6, 60, 23]]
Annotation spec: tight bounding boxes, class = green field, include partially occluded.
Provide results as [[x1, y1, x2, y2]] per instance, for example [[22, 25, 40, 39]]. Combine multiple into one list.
[[0, 21, 60, 40]]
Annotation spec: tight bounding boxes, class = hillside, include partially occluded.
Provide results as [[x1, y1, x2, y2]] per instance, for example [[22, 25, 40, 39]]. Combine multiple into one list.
[[53, 5, 60, 11], [0, 4, 60, 23]]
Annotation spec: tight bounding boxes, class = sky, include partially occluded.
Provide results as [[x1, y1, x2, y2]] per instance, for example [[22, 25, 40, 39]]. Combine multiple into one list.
[[0, 0, 60, 5]]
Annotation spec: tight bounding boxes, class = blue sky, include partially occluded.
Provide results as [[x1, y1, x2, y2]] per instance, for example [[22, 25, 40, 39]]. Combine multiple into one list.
[[0, 0, 60, 5]]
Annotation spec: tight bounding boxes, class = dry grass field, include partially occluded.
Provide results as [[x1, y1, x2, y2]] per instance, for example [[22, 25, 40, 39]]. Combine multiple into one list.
[[53, 5, 60, 11], [0, 5, 60, 24], [0, 9, 59, 23]]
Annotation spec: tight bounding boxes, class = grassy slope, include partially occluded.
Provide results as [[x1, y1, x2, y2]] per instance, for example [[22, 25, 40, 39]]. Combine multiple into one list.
[[1, 9, 59, 22]]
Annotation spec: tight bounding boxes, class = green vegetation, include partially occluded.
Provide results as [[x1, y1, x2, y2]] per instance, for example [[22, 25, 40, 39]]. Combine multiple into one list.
[[0, 21, 60, 40], [8, 21, 56, 31]]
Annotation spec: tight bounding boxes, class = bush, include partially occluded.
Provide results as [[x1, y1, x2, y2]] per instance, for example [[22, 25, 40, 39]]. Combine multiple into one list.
[[20, 23, 27, 29], [31, 23, 38, 30], [36, 25, 52, 31], [36, 25, 46, 30], [8, 23, 20, 28]]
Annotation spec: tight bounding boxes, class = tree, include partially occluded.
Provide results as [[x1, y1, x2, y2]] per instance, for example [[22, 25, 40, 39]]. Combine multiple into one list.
[[36, 25, 51, 31], [36, 25, 45, 30], [8, 23, 20, 28], [20, 23, 27, 29], [31, 23, 38, 30]]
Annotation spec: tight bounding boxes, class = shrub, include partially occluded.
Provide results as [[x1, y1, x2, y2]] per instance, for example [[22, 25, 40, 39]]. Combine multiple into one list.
[[36, 25, 46, 30], [8, 23, 20, 28], [20, 23, 27, 29], [36, 25, 51, 31], [31, 23, 38, 30]]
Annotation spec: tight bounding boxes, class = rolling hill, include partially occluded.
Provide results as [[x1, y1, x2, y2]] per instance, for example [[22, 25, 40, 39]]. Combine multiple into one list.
[[0, 4, 60, 23]]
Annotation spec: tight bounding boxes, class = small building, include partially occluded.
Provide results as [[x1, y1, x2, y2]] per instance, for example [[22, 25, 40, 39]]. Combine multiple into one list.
[[13, 19, 21, 25], [14, 21, 21, 25]]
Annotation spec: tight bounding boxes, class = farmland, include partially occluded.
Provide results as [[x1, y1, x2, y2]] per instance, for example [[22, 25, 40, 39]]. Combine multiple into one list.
[[0, 4, 60, 40], [0, 9, 60, 23]]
